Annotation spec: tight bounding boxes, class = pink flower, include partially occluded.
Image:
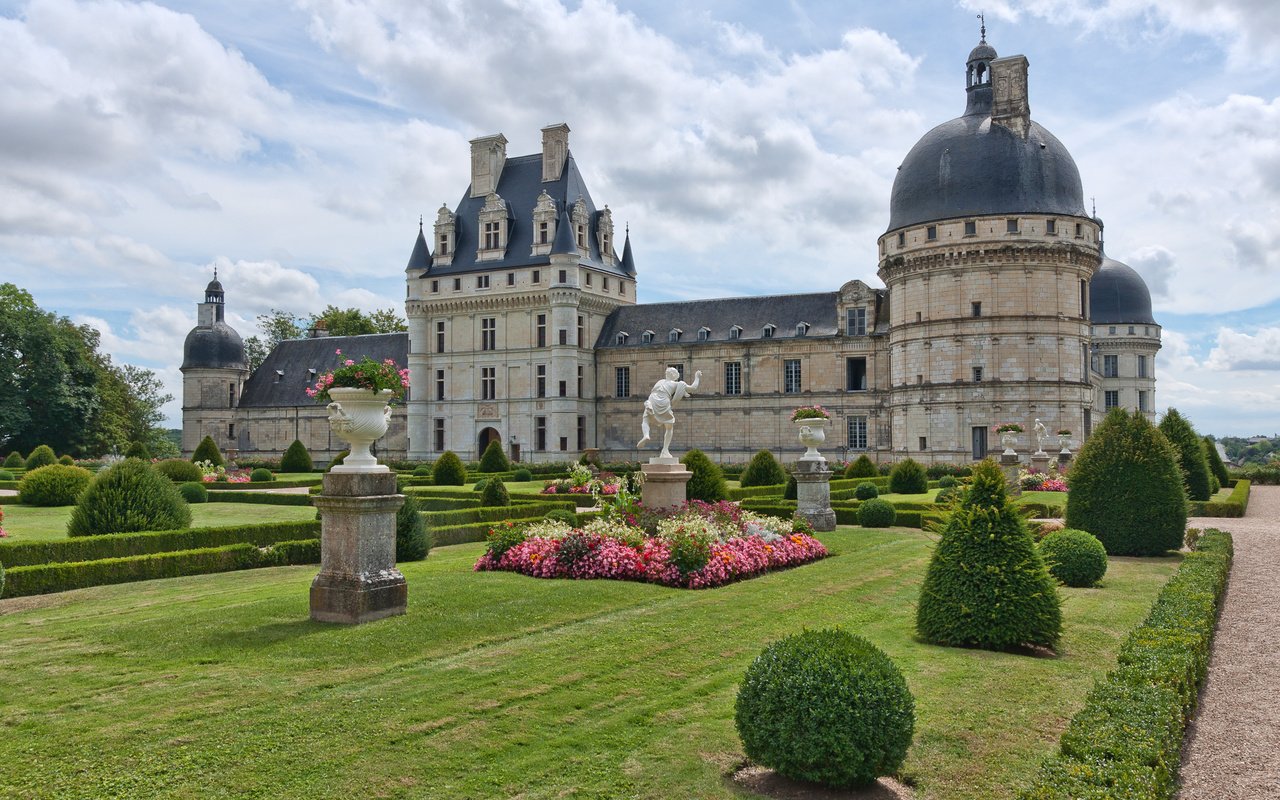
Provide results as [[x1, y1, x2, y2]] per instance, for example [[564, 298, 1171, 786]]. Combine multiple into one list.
[[344, 359, 355, 366], [335, 348, 342, 355]]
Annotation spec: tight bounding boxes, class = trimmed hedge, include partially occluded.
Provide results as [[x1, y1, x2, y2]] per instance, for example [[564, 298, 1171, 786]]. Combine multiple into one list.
[[17, 464, 93, 506], [682, 449, 727, 503], [280, 440, 314, 473], [206, 491, 315, 506], [0, 521, 320, 568], [432, 451, 467, 486], [1018, 530, 1233, 800], [68, 459, 191, 536], [428, 514, 550, 546], [24, 445, 57, 471], [740, 450, 788, 488], [154, 459, 203, 483], [1189, 479, 1250, 518], [727, 483, 787, 501]]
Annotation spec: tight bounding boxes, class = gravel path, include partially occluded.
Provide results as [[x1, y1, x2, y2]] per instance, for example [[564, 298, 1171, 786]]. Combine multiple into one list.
[[1179, 485, 1280, 798]]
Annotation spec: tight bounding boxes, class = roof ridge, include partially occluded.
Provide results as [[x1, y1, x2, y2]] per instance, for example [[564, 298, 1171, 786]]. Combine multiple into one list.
[[628, 290, 839, 308]]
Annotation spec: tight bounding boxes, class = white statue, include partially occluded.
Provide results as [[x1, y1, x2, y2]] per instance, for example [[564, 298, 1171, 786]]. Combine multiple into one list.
[[1034, 418, 1049, 455], [637, 367, 702, 460]]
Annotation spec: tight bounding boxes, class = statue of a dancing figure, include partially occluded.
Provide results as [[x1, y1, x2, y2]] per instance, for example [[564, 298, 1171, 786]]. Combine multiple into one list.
[[637, 367, 701, 460]]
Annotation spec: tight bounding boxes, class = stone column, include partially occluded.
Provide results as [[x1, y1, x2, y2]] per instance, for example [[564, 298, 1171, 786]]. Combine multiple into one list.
[[1000, 452, 1023, 497], [310, 471, 407, 624], [793, 459, 836, 531], [640, 456, 691, 512]]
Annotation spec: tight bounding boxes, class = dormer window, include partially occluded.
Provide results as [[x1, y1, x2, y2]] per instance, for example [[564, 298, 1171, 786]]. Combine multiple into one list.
[[483, 222, 501, 249], [763, 324, 776, 339], [572, 197, 590, 255], [274, 370, 285, 383], [642, 330, 655, 344], [477, 192, 510, 261], [531, 190, 557, 256], [729, 325, 742, 340], [433, 203, 456, 266], [796, 322, 809, 336], [668, 328, 682, 343], [698, 327, 710, 341], [616, 332, 629, 345], [597, 206, 615, 265]]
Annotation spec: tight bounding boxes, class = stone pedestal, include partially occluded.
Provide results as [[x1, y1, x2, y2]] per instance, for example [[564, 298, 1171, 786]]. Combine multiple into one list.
[[1030, 452, 1052, 476], [1000, 452, 1023, 497], [310, 472, 407, 624], [641, 458, 691, 512], [793, 459, 836, 531], [1058, 450, 1072, 469]]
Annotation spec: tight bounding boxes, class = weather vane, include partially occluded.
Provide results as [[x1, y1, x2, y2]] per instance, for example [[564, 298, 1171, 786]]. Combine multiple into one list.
[[977, 12, 986, 42]]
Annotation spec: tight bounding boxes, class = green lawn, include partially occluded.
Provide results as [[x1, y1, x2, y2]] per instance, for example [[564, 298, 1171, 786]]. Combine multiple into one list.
[[0, 503, 318, 542], [0, 527, 1179, 799], [1018, 491, 1069, 509]]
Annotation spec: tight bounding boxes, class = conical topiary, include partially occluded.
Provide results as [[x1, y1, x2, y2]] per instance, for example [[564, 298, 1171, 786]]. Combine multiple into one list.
[[888, 458, 928, 494], [1202, 436, 1230, 490], [396, 492, 432, 561], [3, 451, 23, 469], [844, 454, 879, 479], [478, 440, 511, 473], [681, 449, 727, 502], [1158, 408, 1212, 501], [67, 459, 192, 536], [480, 476, 510, 507], [1066, 409, 1186, 556], [432, 451, 466, 486], [191, 435, 224, 467], [916, 459, 1061, 650], [280, 439, 314, 473], [25, 445, 57, 471], [740, 449, 787, 488]]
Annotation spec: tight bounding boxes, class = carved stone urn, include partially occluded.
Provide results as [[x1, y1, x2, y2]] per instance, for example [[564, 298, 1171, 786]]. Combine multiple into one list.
[[326, 387, 393, 473], [794, 417, 830, 461], [1058, 433, 1072, 452], [1000, 431, 1019, 456]]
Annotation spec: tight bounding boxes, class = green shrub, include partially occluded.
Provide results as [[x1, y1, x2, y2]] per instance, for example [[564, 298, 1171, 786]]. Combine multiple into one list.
[[125, 441, 151, 460], [1158, 408, 1212, 502], [681, 449, 727, 503], [484, 521, 526, 560], [934, 486, 961, 506], [3, 543, 262, 598], [1066, 409, 1186, 556], [889, 458, 928, 494], [412, 463, 432, 477], [545, 508, 578, 527], [480, 477, 510, 507], [432, 451, 467, 486], [58, 454, 75, 466], [0, 521, 319, 568], [1203, 437, 1230, 487], [1039, 529, 1108, 587], [249, 468, 274, 483], [18, 464, 93, 506], [740, 450, 787, 488], [854, 482, 879, 500], [667, 532, 712, 576], [1209, 475, 1220, 494], [735, 629, 914, 788], [512, 468, 533, 482], [3, 451, 23, 469], [24, 445, 57, 471], [0, 469, 13, 482], [784, 475, 797, 501], [938, 475, 958, 488], [191, 436, 224, 467], [916, 459, 1061, 650], [858, 498, 896, 528], [67, 460, 192, 537], [478, 440, 511, 473], [154, 458, 202, 483], [280, 440, 314, 473], [0, 559, 4, 598], [844, 454, 879, 479], [473, 478, 490, 493], [396, 493, 431, 561], [325, 450, 349, 471], [178, 482, 208, 504]]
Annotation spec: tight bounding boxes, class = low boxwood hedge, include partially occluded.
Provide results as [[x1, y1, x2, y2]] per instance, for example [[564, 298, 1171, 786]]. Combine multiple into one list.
[[0, 521, 319, 568], [1018, 529, 1233, 800], [726, 483, 787, 501], [206, 491, 315, 506], [1188, 479, 1250, 518], [428, 513, 552, 546]]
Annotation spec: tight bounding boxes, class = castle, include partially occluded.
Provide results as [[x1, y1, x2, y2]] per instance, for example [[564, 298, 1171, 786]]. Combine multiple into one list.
[[181, 35, 1161, 466]]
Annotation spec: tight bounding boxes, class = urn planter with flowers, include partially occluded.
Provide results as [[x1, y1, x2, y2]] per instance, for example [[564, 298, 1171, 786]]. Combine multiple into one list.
[[995, 423, 1024, 457], [791, 405, 831, 461], [308, 350, 410, 474]]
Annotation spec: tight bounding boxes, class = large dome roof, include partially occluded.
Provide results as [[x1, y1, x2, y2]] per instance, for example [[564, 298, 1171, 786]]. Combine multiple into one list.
[[182, 322, 248, 371], [1090, 251, 1155, 325]]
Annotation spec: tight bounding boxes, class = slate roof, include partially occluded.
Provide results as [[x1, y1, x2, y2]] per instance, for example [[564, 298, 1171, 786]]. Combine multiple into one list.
[[596, 292, 841, 348], [182, 323, 248, 371], [405, 224, 431, 271], [239, 333, 409, 408], [421, 152, 628, 278], [1090, 249, 1156, 325]]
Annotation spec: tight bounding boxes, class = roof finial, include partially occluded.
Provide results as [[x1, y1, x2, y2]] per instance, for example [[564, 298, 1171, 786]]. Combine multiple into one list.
[[1091, 197, 1097, 217], [213, 265, 218, 281], [419, 214, 423, 228], [977, 12, 986, 43], [625, 222, 630, 237]]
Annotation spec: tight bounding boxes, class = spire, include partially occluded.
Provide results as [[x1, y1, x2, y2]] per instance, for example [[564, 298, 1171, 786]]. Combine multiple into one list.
[[551, 209, 578, 256], [620, 225, 636, 276], [405, 221, 433, 273], [978, 12, 986, 43]]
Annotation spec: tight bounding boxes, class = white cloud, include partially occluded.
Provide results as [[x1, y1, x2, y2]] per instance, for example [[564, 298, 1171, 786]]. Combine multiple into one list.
[[1206, 327, 1280, 371]]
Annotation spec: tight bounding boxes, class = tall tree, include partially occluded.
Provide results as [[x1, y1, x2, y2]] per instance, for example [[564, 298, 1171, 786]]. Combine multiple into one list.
[[243, 308, 305, 371]]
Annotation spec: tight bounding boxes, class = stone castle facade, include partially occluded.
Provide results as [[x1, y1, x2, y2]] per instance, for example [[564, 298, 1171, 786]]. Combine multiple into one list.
[[181, 36, 1161, 466]]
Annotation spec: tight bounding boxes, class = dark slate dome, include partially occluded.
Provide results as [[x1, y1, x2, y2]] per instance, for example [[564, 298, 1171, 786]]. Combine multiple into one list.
[[182, 323, 248, 370], [1090, 250, 1156, 325], [886, 40, 1088, 231], [206, 278, 224, 293]]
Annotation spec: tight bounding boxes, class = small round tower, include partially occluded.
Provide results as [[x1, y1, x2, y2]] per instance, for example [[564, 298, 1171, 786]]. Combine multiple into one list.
[[1089, 228, 1161, 419], [180, 273, 249, 455]]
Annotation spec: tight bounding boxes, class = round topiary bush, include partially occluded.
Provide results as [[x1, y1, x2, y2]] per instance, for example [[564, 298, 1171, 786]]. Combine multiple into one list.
[[280, 439, 314, 473], [0, 469, 13, 482], [1039, 529, 1108, 588], [154, 458, 203, 483], [58, 454, 75, 466], [481, 477, 510, 507], [938, 475, 958, 488], [24, 445, 57, 471], [18, 464, 94, 506], [125, 441, 151, 460], [433, 451, 466, 486], [178, 481, 209, 504], [191, 436, 224, 467], [1158, 408, 1212, 502], [858, 498, 896, 528], [740, 449, 787, 488], [916, 459, 1061, 650], [888, 458, 928, 494], [735, 628, 915, 788], [854, 482, 879, 501], [478, 440, 511, 473], [67, 460, 192, 536], [412, 464, 432, 477], [544, 508, 578, 527], [250, 468, 274, 483], [1066, 408, 1187, 556], [681, 449, 727, 502], [512, 468, 533, 482], [3, 451, 23, 469], [325, 450, 349, 472], [396, 493, 431, 562], [844, 454, 879, 479]]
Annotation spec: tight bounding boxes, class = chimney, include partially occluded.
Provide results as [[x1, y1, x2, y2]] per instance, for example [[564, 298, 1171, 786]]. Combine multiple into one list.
[[541, 123, 570, 182], [469, 133, 508, 197], [990, 55, 1030, 138]]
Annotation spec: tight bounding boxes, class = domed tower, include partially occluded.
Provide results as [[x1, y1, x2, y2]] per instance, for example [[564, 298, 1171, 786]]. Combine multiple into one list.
[[878, 32, 1102, 462], [1089, 227, 1160, 419], [180, 273, 249, 455]]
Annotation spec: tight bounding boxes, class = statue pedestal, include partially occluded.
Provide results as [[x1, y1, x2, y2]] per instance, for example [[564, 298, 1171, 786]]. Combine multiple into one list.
[[310, 472, 407, 624], [1058, 449, 1072, 469], [641, 458, 691, 512], [1030, 452, 1052, 476], [793, 459, 836, 531], [1000, 452, 1023, 497]]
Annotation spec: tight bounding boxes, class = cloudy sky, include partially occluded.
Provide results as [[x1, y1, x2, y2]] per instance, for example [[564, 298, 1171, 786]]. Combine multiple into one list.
[[2, 0, 1278, 436]]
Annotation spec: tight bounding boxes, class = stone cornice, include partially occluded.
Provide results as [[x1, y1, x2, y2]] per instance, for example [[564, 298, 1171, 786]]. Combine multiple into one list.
[[407, 291, 627, 317], [878, 241, 1098, 283]]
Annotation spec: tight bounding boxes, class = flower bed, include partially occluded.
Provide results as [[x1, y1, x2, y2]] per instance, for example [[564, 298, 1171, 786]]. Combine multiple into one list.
[[541, 463, 626, 496], [474, 501, 827, 589]]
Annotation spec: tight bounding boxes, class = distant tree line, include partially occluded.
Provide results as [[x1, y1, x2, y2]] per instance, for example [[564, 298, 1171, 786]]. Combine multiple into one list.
[[244, 305, 406, 371], [1215, 435, 1278, 466]]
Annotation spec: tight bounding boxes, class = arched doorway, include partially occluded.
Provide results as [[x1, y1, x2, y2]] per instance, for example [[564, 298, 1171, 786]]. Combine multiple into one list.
[[478, 427, 501, 460]]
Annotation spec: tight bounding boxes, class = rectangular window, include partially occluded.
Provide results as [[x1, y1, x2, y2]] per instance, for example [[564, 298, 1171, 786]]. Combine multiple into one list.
[[783, 359, 802, 393], [1103, 354, 1119, 378], [229, 383, 236, 408], [964, 220, 976, 236], [919, 436, 928, 451], [453, 278, 461, 291], [971, 426, 988, 459], [1139, 390, 1149, 412], [507, 272, 515, 286], [558, 269, 567, 283], [615, 366, 630, 398], [724, 361, 742, 395], [1046, 219, 1057, 235], [1138, 355, 1148, 378], [559, 436, 568, 452], [431, 279, 439, 293], [434, 418, 445, 452], [532, 269, 541, 283], [926, 225, 937, 241], [577, 316, 586, 348], [577, 416, 586, 451], [603, 277, 609, 291], [558, 329, 568, 346], [1128, 325, 1135, 335], [435, 321, 446, 353], [1075, 222, 1083, 237], [584, 273, 592, 286], [438, 235, 449, 256], [1006, 218, 1019, 233], [481, 317, 496, 351], [847, 416, 868, 450], [847, 307, 867, 336], [476, 275, 490, 289], [897, 231, 905, 248], [577, 365, 584, 397], [1105, 390, 1119, 410], [1109, 326, 1116, 335], [971, 301, 982, 318], [483, 221, 501, 249], [536, 365, 546, 398], [972, 366, 984, 383], [535, 417, 546, 451], [435, 369, 445, 401], [536, 314, 547, 348], [538, 222, 548, 244], [558, 380, 567, 398], [1080, 279, 1088, 318], [481, 367, 496, 400], [846, 357, 867, 391], [227, 423, 234, 440]]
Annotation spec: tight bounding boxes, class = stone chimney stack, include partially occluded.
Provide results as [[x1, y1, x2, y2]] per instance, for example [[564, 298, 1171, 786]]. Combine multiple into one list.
[[990, 55, 1030, 138], [541, 123, 570, 182], [469, 133, 508, 197]]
